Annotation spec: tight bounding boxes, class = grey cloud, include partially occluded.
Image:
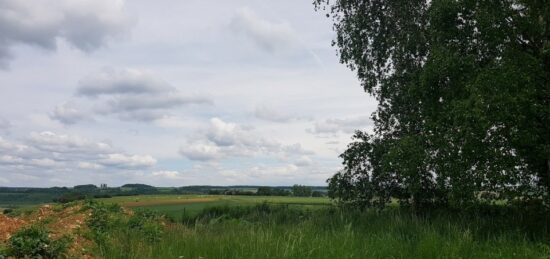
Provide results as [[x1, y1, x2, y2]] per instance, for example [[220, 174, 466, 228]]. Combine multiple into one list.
[[77, 68, 174, 97], [294, 156, 313, 167], [0, 117, 11, 131], [50, 102, 90, 125], [115, 110, 168, 122], [0, 47, 13, 69], [254, 105, 297, 123], [281, 143, 314, 156], [229, 7, 299, 53], [57, 68, 213, 123], [101, 93, 211, 113], [308, 115, 373, 135], [0, 0, 133, 68]]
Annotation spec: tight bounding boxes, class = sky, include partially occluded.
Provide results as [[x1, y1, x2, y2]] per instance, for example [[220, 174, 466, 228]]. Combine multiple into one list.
[[0, 0, 376, 187]]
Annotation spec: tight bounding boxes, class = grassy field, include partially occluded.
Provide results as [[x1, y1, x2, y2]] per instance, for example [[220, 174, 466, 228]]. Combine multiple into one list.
[[98, 195, 331, 220], [86, 194, 549, 258], [91, 198, 550, 259], [0, 192, 58, 209], [2, 194, 549, 258]]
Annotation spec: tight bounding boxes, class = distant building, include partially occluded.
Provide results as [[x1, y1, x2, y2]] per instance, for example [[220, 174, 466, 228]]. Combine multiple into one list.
[[100, 183, 108, 189]]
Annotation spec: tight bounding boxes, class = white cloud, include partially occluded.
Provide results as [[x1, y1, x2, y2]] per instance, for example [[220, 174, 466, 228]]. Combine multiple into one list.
[[180, 117, 313, 161], [152, 116, 189, 129], [229, 7, 299, 53], [249, 164, 299, 177], [0, 0, 134, 68], [179, 142, 221, 161], [28, 131, 112, 154], [206, 117, 255, 147], [78, 161, 103, 170], [151, 170, 182, 179], [308, 115, 373, 135], [67, 68, 212, 122], [0, 0, 375, 186], [98, 153, 156, 169], [0, 131, 156, 172]]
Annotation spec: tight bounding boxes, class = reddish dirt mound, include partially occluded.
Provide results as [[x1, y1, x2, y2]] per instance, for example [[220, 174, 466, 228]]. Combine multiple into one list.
[[0, 204, 95, 258], [0, 214, 28, 241]]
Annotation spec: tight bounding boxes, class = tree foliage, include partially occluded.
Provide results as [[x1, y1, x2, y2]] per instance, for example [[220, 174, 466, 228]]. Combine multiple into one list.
[[315, 0, 549, 209], [292, 185, 313, 197]]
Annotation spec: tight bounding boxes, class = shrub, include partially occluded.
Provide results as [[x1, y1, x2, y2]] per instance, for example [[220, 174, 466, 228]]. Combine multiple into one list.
[[188, 203, 311, 225], [53, 192, 86, 203], [86, 205, 111, 244], [84, 201, 122, 244], [0, 245, 7, 258], [7, 225, 71, 259], [128, 210, 163, 242]]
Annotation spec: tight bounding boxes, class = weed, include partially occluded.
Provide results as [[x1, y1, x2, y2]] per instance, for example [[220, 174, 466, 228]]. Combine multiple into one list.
[[128, 210, 164, 242], [7, 225, 72, 259]]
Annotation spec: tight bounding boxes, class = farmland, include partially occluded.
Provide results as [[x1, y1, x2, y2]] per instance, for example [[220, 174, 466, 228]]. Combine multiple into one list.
[[98, 195, 331, 220], [94, 195, 550, 258], [1, 194, 549, 258]]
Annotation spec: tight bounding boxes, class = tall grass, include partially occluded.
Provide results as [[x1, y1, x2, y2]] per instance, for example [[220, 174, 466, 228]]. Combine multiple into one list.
[[98, 204, 550, 259]]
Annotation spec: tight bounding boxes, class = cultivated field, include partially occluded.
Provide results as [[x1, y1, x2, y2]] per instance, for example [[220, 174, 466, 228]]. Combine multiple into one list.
[[98, 195, 331, 220]]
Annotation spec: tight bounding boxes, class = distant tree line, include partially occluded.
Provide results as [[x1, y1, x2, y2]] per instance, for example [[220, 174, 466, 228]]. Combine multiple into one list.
[[207, 185, 325, 197], [0, 184, 327, 205]]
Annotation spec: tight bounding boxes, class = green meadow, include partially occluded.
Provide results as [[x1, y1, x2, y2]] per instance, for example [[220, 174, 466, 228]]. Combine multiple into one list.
[[2, 194, 549, 258], [99, 194, 331, 220], [89, 195, 549, 259]]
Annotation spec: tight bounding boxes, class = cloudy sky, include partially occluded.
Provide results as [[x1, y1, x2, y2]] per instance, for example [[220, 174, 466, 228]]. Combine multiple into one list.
[[0, 0, 376, 187]]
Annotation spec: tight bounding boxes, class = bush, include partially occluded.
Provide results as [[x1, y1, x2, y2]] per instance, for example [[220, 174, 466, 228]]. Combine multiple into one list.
[[128, 210, 163, 242], [0, 245, 7, 258], [7, 225, 71, 259], [53, 192, 86, 203], [188, 203, 311, 225], [84, 201, 122, 245]]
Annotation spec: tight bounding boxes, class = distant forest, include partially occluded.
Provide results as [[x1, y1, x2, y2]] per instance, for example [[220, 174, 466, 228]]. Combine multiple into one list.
[[0, 184, 327, 208]]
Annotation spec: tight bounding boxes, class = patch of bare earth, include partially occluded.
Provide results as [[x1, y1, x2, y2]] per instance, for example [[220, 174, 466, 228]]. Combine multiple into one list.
[[0, 214, 27, 241], [0, 204, 96, 258]]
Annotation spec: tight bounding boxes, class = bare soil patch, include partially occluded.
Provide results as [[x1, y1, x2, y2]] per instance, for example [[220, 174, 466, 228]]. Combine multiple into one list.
[[0, 204, 95, 258]]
